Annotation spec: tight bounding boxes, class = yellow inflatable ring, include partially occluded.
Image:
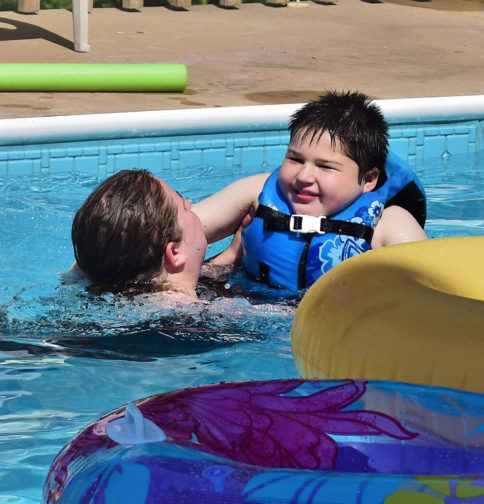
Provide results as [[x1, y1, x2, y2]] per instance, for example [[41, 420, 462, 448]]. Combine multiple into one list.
[[291, 236, 484, 393]]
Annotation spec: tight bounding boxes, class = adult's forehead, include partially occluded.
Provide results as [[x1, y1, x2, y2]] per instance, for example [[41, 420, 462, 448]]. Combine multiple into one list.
[[156, 177, 171, 194], [157, 177, 182, 209]]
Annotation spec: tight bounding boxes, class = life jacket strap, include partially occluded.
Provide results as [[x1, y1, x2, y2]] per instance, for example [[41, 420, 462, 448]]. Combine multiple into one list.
[[256, 204, 374, 243]]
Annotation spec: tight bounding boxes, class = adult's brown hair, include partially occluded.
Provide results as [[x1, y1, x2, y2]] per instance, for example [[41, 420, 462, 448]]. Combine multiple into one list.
[[72, 169, 182, 288]]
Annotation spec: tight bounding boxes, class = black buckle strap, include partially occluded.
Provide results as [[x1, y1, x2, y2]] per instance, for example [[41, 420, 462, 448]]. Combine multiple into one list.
[[256, 204, 374, 242]]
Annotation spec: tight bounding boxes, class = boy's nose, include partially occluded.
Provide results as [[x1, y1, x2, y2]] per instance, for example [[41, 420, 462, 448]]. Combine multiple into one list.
[[296, 162, 315, 182]]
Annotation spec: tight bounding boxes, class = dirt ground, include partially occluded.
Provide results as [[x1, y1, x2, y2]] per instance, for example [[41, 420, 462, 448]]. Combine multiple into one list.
[[385, 0, 484, 11], [0, 0, 483, 119]]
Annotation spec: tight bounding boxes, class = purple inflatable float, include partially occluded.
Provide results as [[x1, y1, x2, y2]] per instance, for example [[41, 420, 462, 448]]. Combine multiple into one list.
[[44, 379, 484, 503]]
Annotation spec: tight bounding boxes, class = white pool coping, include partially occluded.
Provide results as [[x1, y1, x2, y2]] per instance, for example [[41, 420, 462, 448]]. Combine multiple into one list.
[[0, 95, 483, 147]]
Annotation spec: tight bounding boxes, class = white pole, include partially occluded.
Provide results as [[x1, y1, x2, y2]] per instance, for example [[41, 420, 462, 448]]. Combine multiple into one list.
[[72, 0, 91, 52]]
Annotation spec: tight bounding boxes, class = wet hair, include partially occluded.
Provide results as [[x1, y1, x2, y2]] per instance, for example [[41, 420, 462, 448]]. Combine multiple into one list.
[[72, 169, 182, 289], [289, 90, 389, 185]]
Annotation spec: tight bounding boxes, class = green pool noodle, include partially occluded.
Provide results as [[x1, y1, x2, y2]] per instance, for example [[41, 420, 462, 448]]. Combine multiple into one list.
[[0, 63, 187, 92]]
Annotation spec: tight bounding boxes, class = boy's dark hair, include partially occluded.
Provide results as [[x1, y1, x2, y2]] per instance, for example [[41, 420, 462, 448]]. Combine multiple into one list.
[[289, 90, 389, 185], [72, 169, 182, 288]]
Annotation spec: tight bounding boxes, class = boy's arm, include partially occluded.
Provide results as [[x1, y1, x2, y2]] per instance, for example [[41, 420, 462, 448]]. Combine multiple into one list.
[[209, 225, 244, 266], [193, 173, 269, 244], [371, 205, 428, 249], [209, 206, 255, 265]]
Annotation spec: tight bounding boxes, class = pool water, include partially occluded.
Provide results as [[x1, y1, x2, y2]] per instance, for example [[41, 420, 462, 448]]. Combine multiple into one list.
[[0, 150, 483, 503]]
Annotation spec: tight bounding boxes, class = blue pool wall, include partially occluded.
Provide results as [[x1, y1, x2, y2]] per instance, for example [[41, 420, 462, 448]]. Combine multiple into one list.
[[0, 95, 482, 178]]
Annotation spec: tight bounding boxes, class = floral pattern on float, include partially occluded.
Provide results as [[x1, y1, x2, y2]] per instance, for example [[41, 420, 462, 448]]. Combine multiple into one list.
[[43, 379, 484, 504]]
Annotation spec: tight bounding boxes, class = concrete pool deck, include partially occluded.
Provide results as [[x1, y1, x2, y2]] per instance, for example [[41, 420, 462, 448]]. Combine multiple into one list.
[[0, 0, 483, 119]]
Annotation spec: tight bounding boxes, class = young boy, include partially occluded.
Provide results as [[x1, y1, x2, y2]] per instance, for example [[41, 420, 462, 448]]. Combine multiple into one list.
[[194, 90, 428, 290]]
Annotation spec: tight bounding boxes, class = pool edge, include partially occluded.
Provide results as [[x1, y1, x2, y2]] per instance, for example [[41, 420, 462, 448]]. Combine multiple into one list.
[[0, 95, 483, 147]]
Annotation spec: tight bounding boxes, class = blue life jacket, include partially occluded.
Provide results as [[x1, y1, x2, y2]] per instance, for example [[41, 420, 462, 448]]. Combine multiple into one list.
[[241, 151, 426, 291]]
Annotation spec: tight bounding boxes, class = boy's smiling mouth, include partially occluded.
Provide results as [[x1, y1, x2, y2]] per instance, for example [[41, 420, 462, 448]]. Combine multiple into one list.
[[293, 188, 318, 203]]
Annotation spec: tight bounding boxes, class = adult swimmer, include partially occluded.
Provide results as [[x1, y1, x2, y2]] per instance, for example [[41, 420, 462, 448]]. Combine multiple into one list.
[[70, 169, 243, 303], [196, 90, 428, 290]]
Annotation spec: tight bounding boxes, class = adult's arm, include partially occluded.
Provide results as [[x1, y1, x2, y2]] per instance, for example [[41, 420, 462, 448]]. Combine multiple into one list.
[[193, 173, 269, 244]]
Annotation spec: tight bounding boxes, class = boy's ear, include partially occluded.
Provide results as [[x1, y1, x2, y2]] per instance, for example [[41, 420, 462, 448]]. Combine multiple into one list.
[[362, 168, 380, 193], [164, 241, 187, 272]]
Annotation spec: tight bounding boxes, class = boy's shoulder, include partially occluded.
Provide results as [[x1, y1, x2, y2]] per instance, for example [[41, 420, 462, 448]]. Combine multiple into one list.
[[372, 205, 428, 248]]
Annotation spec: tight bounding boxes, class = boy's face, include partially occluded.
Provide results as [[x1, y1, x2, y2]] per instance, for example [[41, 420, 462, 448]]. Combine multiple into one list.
[[278, 130, 378, 217]]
